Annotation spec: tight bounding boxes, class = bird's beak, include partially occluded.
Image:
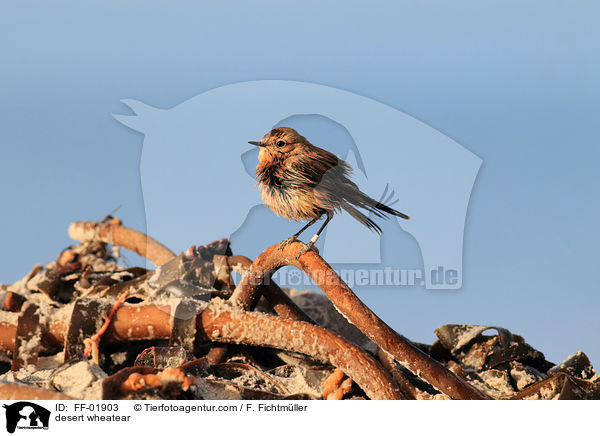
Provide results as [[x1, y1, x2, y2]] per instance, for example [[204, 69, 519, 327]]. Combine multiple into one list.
[[248, 141, 265, 147]]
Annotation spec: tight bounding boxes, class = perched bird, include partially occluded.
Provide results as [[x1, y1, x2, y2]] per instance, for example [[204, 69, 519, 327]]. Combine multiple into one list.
[[249, 127, 409, 257]]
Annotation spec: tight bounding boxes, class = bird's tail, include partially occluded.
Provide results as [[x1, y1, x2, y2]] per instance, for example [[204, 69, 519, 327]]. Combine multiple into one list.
[[372, 201, 410, 220], [344, 183, 410, 225], [371, 184, 410, 220], [342, 203, 383, 234]]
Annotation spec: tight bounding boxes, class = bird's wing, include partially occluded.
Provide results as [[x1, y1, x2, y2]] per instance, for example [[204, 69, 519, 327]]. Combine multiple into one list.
[[298, 148, 410, 221], [289, 147, 352, 189]]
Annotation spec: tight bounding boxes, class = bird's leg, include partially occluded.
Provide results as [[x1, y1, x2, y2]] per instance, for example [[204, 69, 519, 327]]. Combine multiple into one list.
[[278, 217, 319, 250], [296, 212, 333, 259]]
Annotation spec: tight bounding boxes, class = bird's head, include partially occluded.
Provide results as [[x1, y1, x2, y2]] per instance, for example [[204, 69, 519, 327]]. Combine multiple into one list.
[[249, 127, 309, 162]]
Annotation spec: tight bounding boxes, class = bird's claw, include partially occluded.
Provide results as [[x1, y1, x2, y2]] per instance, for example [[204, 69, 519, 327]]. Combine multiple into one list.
[[278, 236, 298, 250], [296, 241, 318, 259]]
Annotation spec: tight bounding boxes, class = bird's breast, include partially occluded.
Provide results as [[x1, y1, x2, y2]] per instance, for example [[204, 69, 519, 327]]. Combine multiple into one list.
[[257, 159, 330, 220], [260, 183, 322, 221]]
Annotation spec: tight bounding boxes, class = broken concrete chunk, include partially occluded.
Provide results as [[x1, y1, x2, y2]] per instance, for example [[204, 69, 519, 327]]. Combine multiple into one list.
[[434, 324, 512, 353], [512, 373, 600, 400], [510, 361, 546, 390], [479, 368, 515, 398], [548, 351, 599, 382], [52, 360, 107, 399], [134, 347, 188, 369]]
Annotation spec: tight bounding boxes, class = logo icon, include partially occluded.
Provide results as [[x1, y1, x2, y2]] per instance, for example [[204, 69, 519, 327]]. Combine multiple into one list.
[[114, 80, 481, 289], [3, 402, 50, 433]]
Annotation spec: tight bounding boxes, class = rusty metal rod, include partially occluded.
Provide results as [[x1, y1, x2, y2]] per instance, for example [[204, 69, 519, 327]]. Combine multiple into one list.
[[230, 242, 489, 400], [227, 255, 315, 323], [0, 383, 74, 400], [197, 306, 403, 400], [0, 304, 402, 400], [207, 254, 317, 365], [68, 221, 176, 266]]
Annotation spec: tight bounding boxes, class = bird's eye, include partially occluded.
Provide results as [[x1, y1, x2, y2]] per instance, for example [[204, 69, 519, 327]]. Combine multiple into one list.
[[276, 140, 286, 147]]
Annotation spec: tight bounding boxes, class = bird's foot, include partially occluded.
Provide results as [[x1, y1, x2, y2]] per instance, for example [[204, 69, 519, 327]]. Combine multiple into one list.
[[278, 236, 298, 250], [295, 234, 320, 259], [295, 242, 319, 259]]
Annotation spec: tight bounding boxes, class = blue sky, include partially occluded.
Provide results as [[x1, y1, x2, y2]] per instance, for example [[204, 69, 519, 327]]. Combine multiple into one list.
[[1, 1, 599, 368]]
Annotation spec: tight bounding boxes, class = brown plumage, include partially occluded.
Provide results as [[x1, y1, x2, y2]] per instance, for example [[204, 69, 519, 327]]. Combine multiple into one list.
[[249, 127, 409, 256]]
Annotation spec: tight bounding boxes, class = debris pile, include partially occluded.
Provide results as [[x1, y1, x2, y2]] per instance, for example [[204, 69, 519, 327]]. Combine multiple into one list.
[[0, 219, 597, 400]]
